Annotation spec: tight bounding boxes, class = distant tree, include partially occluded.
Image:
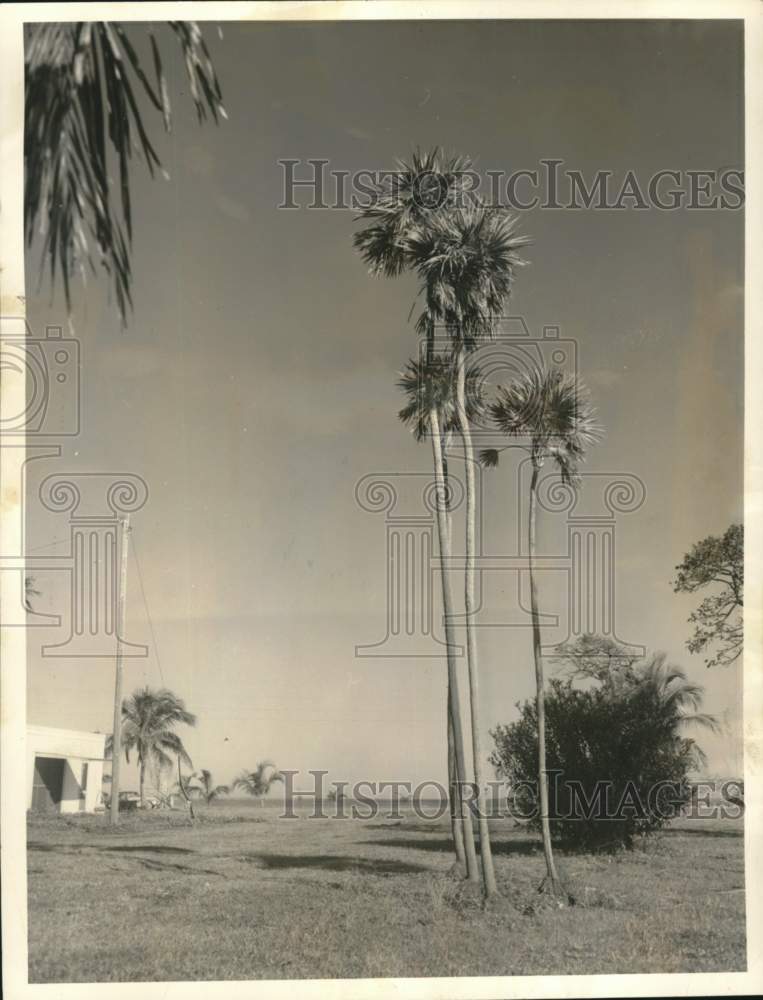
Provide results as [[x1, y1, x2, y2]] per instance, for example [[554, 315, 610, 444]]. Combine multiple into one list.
[[24, 576, 41, 612], [184, 768, 229, 805], [553, 633, 640, 685], [106, 686, 196, 807], [233, 760, 284, 805], [673, 523, 743, 668], [490, 652, 718, 850], [24, 21, 225, 325]]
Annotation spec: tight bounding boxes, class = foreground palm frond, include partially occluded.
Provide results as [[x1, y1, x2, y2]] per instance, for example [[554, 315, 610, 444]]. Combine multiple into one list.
[[24, 21, 225, 325]]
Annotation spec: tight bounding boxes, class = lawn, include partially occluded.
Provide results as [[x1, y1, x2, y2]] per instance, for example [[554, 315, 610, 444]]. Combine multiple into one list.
[[27, 805, 746, 982]]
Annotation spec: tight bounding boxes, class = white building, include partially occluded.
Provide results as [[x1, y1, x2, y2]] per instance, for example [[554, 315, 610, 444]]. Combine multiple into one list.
[[27, 725, 106, 814]]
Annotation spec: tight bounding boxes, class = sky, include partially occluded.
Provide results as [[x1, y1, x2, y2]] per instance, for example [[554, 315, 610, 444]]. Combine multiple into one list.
[[24, 18, 744, 793]]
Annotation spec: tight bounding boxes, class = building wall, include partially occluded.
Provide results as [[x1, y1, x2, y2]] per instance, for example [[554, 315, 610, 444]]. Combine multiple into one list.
[[27, 726, 106, 813]]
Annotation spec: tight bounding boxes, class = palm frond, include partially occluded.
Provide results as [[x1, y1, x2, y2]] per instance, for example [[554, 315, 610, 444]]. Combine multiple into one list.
[[25, 21, 225, 326], [490, 364, 602, 473], [397, 353, 486, 440], [479, 448, 501, 468]]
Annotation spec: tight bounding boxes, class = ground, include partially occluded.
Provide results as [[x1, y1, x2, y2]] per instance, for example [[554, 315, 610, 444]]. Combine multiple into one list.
[[27, 804, 745, 982]]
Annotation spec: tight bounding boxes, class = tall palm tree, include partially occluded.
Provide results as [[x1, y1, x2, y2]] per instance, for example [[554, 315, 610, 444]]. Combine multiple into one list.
[[402, 202, 531, 898], [233, 760, 284, 806], [24, 21, 225, 325], [354, 149, 481, 883], [484, 365, 601, 898], [113, 686, 197, 808], [397, 353, 484, 878]]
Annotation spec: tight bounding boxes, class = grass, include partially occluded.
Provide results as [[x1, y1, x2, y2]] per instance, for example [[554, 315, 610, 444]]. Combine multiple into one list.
[[27, 805, 745, 981]]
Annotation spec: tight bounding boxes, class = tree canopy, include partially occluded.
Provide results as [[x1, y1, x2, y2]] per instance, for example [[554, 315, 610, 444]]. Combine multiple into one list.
[[673, 523, 743, 668]]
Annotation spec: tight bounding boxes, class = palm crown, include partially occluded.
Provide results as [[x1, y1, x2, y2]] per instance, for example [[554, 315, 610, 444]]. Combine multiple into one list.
[[405, 204, 531, 347], [116, 686, 197, 771], [482, 365, 602, 481], [397, 354, 486, 441], [233, 760, 284, 798], [353, 148, 476, 279]]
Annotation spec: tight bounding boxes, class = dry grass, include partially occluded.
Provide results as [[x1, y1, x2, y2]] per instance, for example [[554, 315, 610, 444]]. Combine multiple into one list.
[[27, 806, 745, 981]]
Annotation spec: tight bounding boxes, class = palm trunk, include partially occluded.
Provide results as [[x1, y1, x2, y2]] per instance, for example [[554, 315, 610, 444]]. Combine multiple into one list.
[[431, 405, 479, 883], [447, 709, 465, 866], [139, 758, 146, 809], [528, 462, 564, 896], [454, 346, 497, 899]]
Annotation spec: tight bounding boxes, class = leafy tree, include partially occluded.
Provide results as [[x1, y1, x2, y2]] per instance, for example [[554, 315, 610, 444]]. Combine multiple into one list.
[[553, 633, 640, 685], [673, 524, 743, 668], [107, 686, 196, 807], [25, 21, 225, 325], [233, 760, 284, 805], [483, 365, 601, 899], [490, 652, 717, 850]]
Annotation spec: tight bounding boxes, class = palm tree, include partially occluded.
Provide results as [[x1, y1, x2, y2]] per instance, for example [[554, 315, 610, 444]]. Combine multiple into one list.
[[24, 21, 225, 326], [183, 768, 229, 806], [112, 686, 197, 808], [484, 365, 601, 898], [233, 760, 284, 806], [354, 149, 481, 882], [402, 202, 531, 898], [397, 354, 487, 875], [630, 653, 719, 759]]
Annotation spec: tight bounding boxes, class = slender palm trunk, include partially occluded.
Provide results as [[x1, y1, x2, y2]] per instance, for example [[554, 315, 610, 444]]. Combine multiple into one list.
[[447, 710, 465, 866], [139, 757, 146, 808], [454, 346, 497, 898], [431, 405, 479, 883], [528, 462, 564, 895]]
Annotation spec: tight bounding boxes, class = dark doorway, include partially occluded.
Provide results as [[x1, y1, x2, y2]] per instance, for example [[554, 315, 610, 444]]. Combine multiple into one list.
[[32, 756, 65, 813]]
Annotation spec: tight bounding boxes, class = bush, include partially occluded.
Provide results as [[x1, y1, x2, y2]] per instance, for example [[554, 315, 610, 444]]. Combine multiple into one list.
[[490, 652, 713, 850]]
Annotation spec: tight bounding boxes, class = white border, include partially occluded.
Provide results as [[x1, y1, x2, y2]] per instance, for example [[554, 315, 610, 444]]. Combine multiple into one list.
[[1, 3, 760, 998]]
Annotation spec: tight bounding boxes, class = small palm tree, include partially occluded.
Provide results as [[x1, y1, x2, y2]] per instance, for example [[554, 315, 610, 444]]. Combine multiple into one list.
[[483, 364, 601, 899], [233, 760, 284, 806], [25, 21, 225, 325], [184, 768, 229, 806], [110, 686, 197, 808], [631, 653, 719, 762]]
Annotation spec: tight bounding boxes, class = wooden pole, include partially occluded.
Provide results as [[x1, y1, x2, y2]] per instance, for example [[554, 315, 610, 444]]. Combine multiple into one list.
[[109, 515, 130, 825]]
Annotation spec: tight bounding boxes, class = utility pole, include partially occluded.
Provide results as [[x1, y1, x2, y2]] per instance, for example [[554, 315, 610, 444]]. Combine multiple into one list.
[[109, 515, 130, 825]]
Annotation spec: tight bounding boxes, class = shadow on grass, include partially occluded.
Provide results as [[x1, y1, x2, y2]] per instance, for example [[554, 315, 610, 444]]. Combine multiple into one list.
[[28, 843, 195, 855], [360, 837, 542, 856], [239, 853, 430, 875], [661, 826, 743, 839]]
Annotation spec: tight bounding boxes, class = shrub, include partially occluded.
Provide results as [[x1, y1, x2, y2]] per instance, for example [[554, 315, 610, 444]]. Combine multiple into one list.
[[490, 651, 715, 850]]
